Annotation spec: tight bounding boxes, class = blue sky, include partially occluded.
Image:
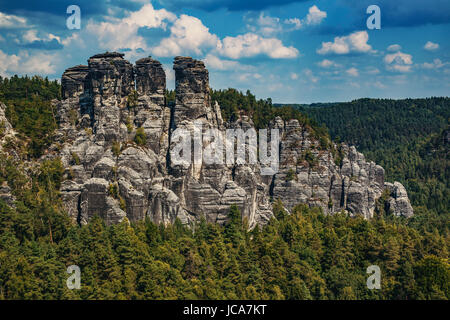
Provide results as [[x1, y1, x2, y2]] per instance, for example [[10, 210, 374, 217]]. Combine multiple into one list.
[[0, 0, 449, 103]]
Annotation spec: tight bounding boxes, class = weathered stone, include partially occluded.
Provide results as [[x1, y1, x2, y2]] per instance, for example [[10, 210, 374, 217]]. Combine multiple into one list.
[[53, 52, 413, 228], [135, 57, 166, 99], [0, 183, 16, 208], [384, 182, 414, 217], [61, 65, 89, 99]]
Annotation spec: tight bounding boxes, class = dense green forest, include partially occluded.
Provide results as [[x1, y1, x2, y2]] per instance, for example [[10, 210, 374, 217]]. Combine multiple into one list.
[[0, 78, 448, 300], [0, 75, 61, 158], [292, 98, 449, 231]]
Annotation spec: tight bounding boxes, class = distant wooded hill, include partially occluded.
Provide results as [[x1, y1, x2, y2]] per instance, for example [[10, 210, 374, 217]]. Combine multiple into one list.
[[277, 98, 449, 230]]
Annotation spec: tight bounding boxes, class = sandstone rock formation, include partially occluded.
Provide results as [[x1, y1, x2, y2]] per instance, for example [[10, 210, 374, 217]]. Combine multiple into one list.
[[0, 102, 17, 207], [49, 52, 413, 227]]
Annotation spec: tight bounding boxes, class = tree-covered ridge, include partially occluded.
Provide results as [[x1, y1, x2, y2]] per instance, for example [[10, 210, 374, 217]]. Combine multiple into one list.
[[0, 75, 61, 158], [0, 138, 448, 300], [0, 77, 448, 300], [0, 193, 448, 299], [292, 98, 449, 220], [0, 75, 61, 101], [294, 98, 449, 151], [166, 88, 330, 145]]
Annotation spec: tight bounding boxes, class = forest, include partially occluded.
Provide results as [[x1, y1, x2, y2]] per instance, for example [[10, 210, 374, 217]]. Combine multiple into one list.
[[293, 98, 449, 233], [0, 77, 448, 300]]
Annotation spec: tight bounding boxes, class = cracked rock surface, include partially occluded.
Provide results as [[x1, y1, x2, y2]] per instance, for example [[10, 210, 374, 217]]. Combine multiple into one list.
[[46, 52, 413, 226]]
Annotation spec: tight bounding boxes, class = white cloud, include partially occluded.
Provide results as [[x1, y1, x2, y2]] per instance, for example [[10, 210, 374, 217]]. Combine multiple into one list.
[[79, 4, 176, 57], [424, 41, 439, 51], [284, 5, 326, 30], [284, 18, 302, 30], [218, 33, 299, 59], [246, 12, 282, 36], [238, 72, 262, 82], [421, 59, 448, 69], [303, 69, 318, 83], [317, 59, 340, 68], [21, 29, 61, 45], [153, 14, 219, 57], [290, 72, 299, 80], [23, 30, 40, 43], [123, 4, 176, 29], [387, 44, 401, 52], [305, 5, 327, 25], [0, 12, 28, 29], [346, 67, 359, 77], [0, 50, 58, 77], [317, 31, 373, 55], [384, 51, 413, 72], [162, 64, 175, 83], [0, 50, 19, 77], [246, 5, 326, 36], [203, 54, 241, 70]]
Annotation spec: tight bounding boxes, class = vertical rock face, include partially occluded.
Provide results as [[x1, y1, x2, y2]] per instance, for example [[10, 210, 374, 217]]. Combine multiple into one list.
[[135, 57, 166, 97], [61, 65, 90, 99], [173, 57, 215, 126], [51, 52, 413, 227], [0, 102, 12, 133], [88, 52, 134, 98], [87, 52, 134, 144], [384, 182, 414, 218], [0, 102, 16, 208], [271, 120, 387, 219]]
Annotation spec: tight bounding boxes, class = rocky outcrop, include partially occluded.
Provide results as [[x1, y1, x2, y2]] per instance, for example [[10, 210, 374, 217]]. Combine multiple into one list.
[[0, 102, 17, 208], [384, 182, 414, 218], [50, 52, 413, 227], [271, 121, 386, 219], [0, 102, 12, 133]]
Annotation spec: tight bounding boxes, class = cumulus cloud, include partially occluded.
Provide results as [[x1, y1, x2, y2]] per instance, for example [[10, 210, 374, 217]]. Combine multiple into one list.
[[284, 18, 302, 30], [284, 5, 326, 30], [238, 72, 262, 82], [203, 54, 242, 70], [19, 29, 63, 50], [218, 33, 298, 59], [424, 41, 439, 51], [0, 49, 58, 77], [317, 59, 340, 68], [317, 31, 373, 55], [387, 44, 401, 52], [305, 5, 327, 25], [162, 64, 175, 83], [421, 58, 448, 69], [245, 5, 326, 36], [384, 51, 413, 72], [0, 11, 28, 28], [123, 4, 176, 29], [246, 12, 282, 36], [78, 4, 176, 57], [152, 14, 219, 57], [290, 72, 299, 80], [303, 69, 319, 83], [346, 67, 359, 77]]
